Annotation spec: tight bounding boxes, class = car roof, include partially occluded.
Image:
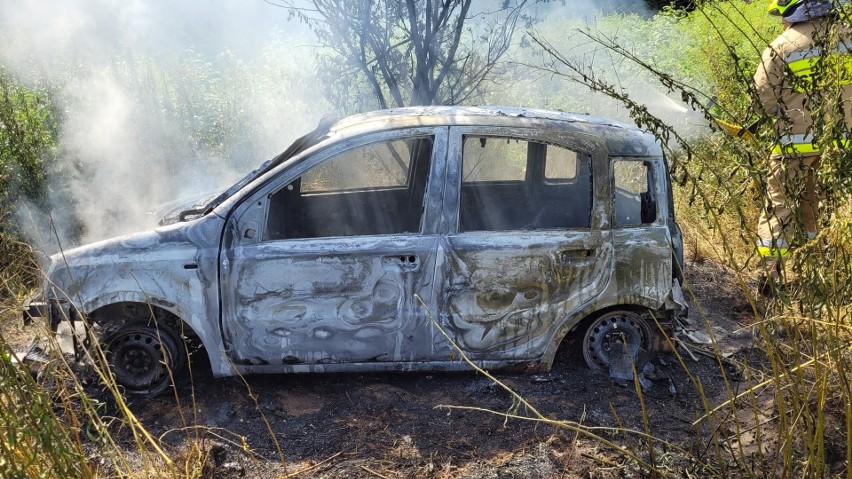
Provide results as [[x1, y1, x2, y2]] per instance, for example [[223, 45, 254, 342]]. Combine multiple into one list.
[[212, 106, 663, 217], [328, 106, 662, 157]]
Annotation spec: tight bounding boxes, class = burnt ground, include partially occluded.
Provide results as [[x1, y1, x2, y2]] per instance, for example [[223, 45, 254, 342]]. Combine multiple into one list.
[[12, 259, 761, 478]]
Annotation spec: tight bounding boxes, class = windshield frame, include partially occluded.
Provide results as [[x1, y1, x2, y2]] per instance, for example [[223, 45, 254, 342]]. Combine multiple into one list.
[[177, 116, 337, 222]]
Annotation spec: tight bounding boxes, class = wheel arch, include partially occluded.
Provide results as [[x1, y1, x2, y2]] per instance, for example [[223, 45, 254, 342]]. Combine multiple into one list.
[[78, 292, 225, 372], [567, 304, 654, 337], [540, 303, 659, 369], [87, 299, 194, 338]]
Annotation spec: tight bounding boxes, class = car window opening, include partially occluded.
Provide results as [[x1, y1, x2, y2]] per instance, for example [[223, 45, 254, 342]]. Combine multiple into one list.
[[459, 135, 592, 232], [614, 160, 657, 226], [265, 136, 434, 240]]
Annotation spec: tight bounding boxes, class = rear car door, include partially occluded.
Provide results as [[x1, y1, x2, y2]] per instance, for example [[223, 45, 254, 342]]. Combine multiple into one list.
[[436, 126, 613, 361], [220, 127, 448, 368]]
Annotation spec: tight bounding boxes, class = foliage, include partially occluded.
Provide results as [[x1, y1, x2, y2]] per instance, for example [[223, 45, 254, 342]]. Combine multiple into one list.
[[648, 0, 696, 10], [0, 336, 91, 479], [270, 0, 537, 111], [533, 0, 852, 475], [675, 2, 781, 122], [0, 69, 57, 297], [0, 31, 330, 246], [0, 71, 54, 201]]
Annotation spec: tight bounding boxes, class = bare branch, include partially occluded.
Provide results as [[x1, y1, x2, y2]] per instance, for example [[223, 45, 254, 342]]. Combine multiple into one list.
[[281, 0, 537, 109]]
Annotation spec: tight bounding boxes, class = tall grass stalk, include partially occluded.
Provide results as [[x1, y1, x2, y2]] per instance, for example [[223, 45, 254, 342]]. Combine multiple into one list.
[[0, 335, 92, 479], [529, 0, 852, 476]]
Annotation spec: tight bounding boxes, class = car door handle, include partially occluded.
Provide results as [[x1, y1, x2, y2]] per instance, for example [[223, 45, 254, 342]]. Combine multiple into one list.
[[558, 249, 594, 264], [382, 255, 421, 272]]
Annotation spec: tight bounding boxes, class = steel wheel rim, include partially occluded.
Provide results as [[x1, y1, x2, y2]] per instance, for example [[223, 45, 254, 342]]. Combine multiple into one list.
[[582, 311, 651, 371], [105, 326, 178, 394]]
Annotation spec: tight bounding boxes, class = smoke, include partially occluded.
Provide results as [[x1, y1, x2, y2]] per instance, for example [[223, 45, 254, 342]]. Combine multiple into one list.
[[3, 0, 704, 254], [1, 0, 327, 249], [497, 1, 708, 140], [530, 0, 656, 19]]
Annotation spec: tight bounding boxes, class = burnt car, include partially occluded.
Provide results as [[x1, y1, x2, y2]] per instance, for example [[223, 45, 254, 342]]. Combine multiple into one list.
[[32, 106, 687, 395]]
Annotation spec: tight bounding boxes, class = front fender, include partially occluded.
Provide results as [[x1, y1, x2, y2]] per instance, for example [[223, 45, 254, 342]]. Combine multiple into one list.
[[43, 218, 231, 376]]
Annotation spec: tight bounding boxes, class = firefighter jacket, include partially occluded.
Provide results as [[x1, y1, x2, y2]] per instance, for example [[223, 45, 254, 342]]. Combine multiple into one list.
[[753, 17, 852, 157]]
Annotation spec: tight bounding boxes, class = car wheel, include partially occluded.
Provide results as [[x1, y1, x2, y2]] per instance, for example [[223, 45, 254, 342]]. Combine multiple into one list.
[[103, 322, 186, 396], [582, 311, 652, 371]]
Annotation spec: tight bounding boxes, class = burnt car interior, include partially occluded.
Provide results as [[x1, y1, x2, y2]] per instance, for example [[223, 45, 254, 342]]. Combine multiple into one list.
[[613, 160, 657, 226], [265, 136, 434, 240], [459, 136, 593, 232], [263, 134, 654, 240]]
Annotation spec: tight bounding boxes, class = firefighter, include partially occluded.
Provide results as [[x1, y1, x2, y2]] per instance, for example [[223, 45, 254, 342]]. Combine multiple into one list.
[[753, 0, 852, 292]]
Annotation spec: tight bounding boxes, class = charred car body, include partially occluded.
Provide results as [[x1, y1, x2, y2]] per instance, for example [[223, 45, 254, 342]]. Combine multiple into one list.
[[33, 106, 687, 395]]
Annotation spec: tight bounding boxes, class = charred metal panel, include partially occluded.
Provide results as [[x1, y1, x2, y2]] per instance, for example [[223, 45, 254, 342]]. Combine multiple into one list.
[[221, 236, 441, 365], [230, 358, 547, 375], [440, 232, 613, 359], [432, 125, 615, 361], [611, 228, 674, 306], [531, 226, 684, 370], [43, 216, 229, 374], [329, 107, 661, 157], [219, 126, 450, 369]]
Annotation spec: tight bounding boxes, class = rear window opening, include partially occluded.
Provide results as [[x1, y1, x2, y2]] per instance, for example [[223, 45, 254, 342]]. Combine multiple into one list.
[[613, 160, 657, 226]]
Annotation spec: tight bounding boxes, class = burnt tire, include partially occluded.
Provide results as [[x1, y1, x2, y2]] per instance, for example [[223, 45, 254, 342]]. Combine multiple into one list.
[[582, 311, 652, 371], [102, 322, 186, 396]]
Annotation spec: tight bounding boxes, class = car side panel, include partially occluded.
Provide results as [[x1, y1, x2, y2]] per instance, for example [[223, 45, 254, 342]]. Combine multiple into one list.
[[440, 231, 613, 359], [219, 127, 449, 368], [221, 235, 443, 366], [435, 126, 614, 361]]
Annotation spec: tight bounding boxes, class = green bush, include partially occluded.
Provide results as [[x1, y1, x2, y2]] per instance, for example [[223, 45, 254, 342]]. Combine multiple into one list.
[[0, 70, 57, 298]]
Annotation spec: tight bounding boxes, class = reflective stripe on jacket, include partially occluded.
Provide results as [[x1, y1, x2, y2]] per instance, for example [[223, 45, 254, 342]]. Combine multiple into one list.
[[757, 238, 790, 258], [770, 133, 851, 155], [785, 42, 852, 93]]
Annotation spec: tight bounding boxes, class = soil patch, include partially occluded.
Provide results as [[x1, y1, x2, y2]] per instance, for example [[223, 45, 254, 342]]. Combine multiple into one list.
[[15, 259, 760, 478]]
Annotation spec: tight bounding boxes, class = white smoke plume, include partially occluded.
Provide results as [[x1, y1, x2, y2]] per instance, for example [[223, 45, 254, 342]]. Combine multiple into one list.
[[2, 0, 700, 253], [495, 1, 708, 138], [1, 0, 326, 250]]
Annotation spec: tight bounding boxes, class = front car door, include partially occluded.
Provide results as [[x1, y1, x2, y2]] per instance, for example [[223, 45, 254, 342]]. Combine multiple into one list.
[[437, 126, 612, 362], [220, 127, 448, 370]]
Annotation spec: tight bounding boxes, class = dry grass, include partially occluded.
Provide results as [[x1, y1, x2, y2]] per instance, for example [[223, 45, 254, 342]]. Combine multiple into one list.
[[1, 2, 851, 477]]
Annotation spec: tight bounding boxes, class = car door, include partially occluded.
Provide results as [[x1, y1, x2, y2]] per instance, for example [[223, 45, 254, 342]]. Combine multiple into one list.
[[220, 127, 448, 368], [436, 126, 613, 361]]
